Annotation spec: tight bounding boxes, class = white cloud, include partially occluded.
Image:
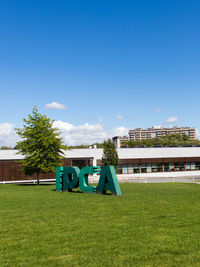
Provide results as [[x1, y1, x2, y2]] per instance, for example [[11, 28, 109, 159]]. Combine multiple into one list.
[[53, 120, 128, 146], [110, 126, 129, 137], [0, 120, 129, 147], [98, 117, 103, 123], [0, 123, 19, 147], [115, 115, 123, 120], [165, 116, 178, 124], [45, 102, 67, 110]]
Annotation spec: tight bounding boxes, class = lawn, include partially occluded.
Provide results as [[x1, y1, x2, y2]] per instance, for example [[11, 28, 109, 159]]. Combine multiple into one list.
[[0, 183, 200, 266]]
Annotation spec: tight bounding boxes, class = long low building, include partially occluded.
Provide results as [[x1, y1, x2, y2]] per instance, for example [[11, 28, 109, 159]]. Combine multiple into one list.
[[1, 147, 200, 181]]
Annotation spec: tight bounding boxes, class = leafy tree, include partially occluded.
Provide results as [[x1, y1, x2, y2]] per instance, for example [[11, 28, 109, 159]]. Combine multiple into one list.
[[93, 142, 104, 148], [67, 142, 104, 149], [16, 106, 64, 184], [0, 146, 12, 150], [102, 139, 119, 171], [68, 145, 89, 149], [122, 133, 200, 148]]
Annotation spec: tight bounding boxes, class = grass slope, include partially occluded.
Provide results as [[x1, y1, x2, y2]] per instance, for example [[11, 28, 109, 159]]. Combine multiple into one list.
[[0, 183, 200, 266]]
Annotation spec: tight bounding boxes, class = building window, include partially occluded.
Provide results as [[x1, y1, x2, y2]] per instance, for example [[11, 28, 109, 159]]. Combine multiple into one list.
[[191, 162, 195, 170], [174, 163, 179, 171], [164, 163, 169, 172], [117, 161, 200, 174], [128, 164, 133, 174], [169, 163, 175, 171], [117, 165, 122, 174], [195, 162, 200, 170], [141, 164, 147, 173], [152, 164, 157, 172], [179, 163, 184, 171], [147, 164, 152, 173], [134, 164, 139, 173], [123, 165, 128, 174], [157, 163, 162, 172], [185, 162, 191, 171]]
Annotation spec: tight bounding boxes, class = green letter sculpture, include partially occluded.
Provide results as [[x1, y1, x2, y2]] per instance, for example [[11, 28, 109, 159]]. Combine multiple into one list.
[[97, 166, 121, 196], [79, 166, 100, 193], [63, 166, 80, 192], [56, 167, 63, 192], [56, 165, 121, 196]]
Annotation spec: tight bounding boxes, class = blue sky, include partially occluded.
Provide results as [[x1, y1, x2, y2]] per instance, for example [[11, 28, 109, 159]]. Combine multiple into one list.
[[0, 0, 200, 145]]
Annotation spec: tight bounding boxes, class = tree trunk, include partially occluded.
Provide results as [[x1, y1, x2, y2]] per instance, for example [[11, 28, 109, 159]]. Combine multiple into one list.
[[37, 172, 40, 185]]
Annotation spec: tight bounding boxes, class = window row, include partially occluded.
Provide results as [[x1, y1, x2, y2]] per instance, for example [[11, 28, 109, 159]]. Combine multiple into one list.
[[117, 162, 200, 174]]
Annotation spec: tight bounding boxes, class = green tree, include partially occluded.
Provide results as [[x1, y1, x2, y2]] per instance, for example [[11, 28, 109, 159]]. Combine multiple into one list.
[[102, 139, 119, 171], [16, 106, 64, 184], [124, 133, 199, 148], [0, 146, 12, 150]]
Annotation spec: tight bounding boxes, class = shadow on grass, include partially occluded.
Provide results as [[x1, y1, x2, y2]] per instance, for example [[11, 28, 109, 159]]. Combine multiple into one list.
[[69, 190, 83, 194], [53, 188, 112, 195], [15, 184, 113, 195], [52, 189, 83, 193]]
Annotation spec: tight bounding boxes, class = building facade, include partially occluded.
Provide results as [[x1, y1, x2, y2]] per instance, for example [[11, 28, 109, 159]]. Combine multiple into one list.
[[1, 147, 200, 181], [128, 127, 196, 141], [120, 136, 129, 142]]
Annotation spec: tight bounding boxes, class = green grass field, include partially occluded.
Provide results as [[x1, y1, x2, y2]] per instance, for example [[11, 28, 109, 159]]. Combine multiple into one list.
[[0, 183, 200, 266]]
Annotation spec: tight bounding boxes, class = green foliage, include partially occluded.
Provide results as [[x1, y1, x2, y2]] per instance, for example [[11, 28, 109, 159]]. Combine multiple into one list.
[[102, 139, 119, 170], [1, 183, 200, 266], [0, 146, 13, 150], [68, 142, 104, 149], [68, 145, 89, 149], [15, 106, 64, 184], [123, 134, 200, 148], [93, 142, 104, 148]]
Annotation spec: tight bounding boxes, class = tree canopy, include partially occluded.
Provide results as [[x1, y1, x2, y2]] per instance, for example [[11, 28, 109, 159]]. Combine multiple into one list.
[[16, 106, 64, 184], [67, 142, 104, 149], [0, 146, 13, 150], [102, 139, 119, 171], [122, 134, 200, 148]]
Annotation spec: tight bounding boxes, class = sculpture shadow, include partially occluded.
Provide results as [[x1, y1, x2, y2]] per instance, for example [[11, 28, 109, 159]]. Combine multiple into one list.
[[53, 188, 112, 195], [52, 188, 83, 193]]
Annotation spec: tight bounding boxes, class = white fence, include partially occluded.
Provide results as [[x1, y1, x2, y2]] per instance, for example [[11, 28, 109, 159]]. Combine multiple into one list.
[[1, 170, 200, 184]]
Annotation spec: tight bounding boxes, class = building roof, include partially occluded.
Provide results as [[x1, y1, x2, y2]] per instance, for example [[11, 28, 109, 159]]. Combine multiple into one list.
[[1, 147, 200, 160], [64, 147, 200, 159], [116, 147, 200, 159]]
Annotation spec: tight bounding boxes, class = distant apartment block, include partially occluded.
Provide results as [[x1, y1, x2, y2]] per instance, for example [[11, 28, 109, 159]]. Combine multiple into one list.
[[120, 136, 129, 142], [128, 127, 196, 141]]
